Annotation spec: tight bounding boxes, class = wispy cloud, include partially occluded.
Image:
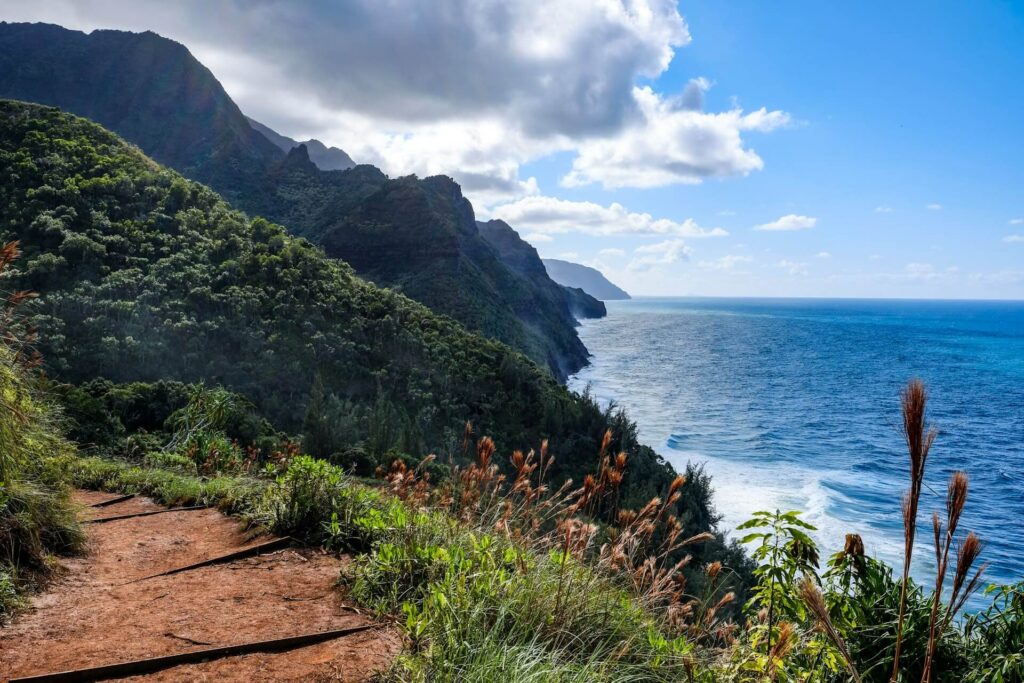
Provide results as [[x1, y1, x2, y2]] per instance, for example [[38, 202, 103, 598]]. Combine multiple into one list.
[[874, 205, 893, 213], [926, 203, 943, 210], [492, 196, 728, 237], [816, 251, 831, 258], [776, 259, 808, 275], [1009, 218, 1024, 225], [599, 248, 626, 257], [1004, 234, 1024, 243], [522, 232, 553, 243], [628, 239, 690, 271], [754, 214, 817, 232], [698, 254, 753, 270]]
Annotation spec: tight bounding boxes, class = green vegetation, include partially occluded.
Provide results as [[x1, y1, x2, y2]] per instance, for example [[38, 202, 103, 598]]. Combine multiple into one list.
[[0, 22, 598, 379], [2, 71, 1019, 682], [0, 242, 83, 619], [44, 378, 1024, 681], [0, 100, 746, 592]]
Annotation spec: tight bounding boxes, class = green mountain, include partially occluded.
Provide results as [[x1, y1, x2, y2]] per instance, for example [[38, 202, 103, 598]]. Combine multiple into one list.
[[543, 258, 631, 301], [0, 100, 688, 511], [477, 218, 606, 320], [0, 22, 593, 379], [246, 116, 355, 171]]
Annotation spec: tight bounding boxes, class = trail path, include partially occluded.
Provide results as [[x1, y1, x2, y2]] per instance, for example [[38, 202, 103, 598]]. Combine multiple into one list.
[[0, 490, 400, 681]]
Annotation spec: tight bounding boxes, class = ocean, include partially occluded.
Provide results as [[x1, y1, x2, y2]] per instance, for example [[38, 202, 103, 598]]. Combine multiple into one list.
[[568, 298, 1024, 593]]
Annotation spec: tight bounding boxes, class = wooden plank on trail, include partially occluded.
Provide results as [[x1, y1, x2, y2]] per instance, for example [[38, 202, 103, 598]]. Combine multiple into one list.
[[85, 506, 207, 523], [8, 624, 378, 682], [87, 493, 135, 508], [125, 536, 293, 584]]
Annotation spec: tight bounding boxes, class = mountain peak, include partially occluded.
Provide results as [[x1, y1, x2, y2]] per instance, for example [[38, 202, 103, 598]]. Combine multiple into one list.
[[247, 117, 355, 171]]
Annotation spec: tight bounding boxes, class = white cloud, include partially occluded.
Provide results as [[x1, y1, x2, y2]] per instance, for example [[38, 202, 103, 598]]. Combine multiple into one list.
[[754, 214, 817, 232], [3, 1, 788, 204], [874, 205, 893, 213], [563, 83, 790, 189], [1004, 234, 1024, 243], [1009, 218, 1024, 225], [522, 232, 553, 243], [816, 251, 831, 258], [557, 251, 580, 260], [926, 203, 943, 210], [599, 248, 626, 258], [698, 255, 753, 270], [718, 210, 737, 216], [628, 239, 690, 271], [869, 254, 882, 260], [776, 259, 808, 275], [490, 196, 728, 237]]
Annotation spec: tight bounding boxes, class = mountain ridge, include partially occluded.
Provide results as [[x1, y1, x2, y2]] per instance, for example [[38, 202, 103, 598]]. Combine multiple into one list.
[[543, 258, 631, 301], [247, 116, 355, 171], [0, 21, 592, 379]]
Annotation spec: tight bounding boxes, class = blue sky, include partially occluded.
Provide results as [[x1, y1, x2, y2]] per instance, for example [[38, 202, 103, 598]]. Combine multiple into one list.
[[519, 1, 1024, 298], [9, 0, 1024, 298]]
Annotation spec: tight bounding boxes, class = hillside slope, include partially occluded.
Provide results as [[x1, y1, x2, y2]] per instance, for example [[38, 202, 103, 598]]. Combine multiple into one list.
[[0, 22, 591, 379], [543, 258, 631, 300], [0, 101, 741, 541], [478, 218, 606, 320]]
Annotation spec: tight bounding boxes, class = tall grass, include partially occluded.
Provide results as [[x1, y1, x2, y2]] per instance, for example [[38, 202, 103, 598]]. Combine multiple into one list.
[[31, 375, 1024, 681], [0, 241, 84, 618]]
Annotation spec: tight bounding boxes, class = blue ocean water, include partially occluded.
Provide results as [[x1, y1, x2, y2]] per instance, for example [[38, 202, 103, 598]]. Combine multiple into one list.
[[568, 298, 1024, 592]]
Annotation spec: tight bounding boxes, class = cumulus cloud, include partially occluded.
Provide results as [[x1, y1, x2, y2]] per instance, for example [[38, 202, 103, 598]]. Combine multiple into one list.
[[698, 254, 753, 270], [754, 214, 817, 232], [4, 0, 789, 204], [490, 196, 728, 237], [628, 239, 690, 271], [563, 84, 790, 188], [1004, 234, 1024, 243]]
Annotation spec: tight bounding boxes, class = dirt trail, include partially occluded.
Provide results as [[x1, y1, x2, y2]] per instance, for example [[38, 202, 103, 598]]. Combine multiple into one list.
[[0, 491, 401, 682]]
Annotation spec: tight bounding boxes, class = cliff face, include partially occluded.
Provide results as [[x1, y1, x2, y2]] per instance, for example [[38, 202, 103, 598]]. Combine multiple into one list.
[[0, 22, 594, 380], [478, 218, 606, 321], [0, 22, 281, 204], [542, 258, 631, 301]]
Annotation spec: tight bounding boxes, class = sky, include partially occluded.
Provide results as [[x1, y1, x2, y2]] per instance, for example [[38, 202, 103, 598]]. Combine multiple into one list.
[[6, 1, 1024, 298]]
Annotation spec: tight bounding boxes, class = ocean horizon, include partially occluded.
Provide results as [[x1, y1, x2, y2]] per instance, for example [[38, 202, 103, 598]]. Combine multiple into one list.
[[569, 296, 1024, 598]]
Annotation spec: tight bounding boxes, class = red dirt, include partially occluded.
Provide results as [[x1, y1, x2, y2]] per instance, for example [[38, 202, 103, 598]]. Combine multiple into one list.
[[0, 491, 401, 681]]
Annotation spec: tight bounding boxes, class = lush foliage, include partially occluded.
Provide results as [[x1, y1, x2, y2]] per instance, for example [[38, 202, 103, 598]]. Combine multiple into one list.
[[0, 100, 747, 590], [34, 375, 1024, 681], [0, 243, 83, 619], [0, 22, 600, 379]]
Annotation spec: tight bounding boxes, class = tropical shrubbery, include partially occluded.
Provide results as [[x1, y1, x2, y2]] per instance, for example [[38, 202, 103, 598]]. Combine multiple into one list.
[[40, 377, 1024, 681], [0, 242, 83, 618], [0, 100, 746, 591]]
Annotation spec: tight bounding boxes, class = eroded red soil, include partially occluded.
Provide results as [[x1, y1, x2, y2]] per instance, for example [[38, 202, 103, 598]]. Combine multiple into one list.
[[0, 491, 400, 681]]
